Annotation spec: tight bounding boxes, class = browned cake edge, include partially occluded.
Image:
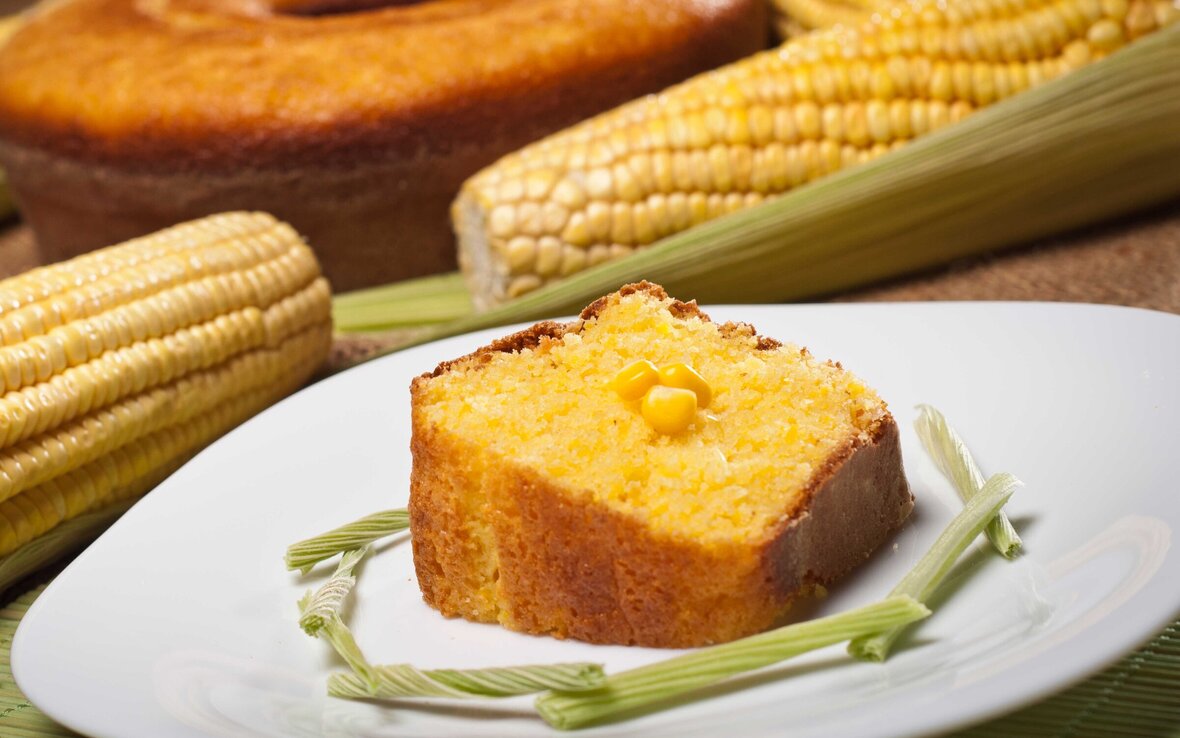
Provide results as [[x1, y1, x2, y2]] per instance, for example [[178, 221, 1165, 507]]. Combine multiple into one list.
[[408, 282, 913, 647]]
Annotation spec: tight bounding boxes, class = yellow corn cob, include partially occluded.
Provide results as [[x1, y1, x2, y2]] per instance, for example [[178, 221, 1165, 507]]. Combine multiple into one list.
[[0, 212, 331, 580], [453, 0, 1178, 309]]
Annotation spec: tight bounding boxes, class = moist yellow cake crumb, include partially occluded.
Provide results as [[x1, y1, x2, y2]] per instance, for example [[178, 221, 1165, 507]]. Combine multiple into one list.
[[416, 289, 887, 544]]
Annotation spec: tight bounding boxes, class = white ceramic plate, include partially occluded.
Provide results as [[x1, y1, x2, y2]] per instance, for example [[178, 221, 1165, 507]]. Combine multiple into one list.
[[12, 302, 1180, 738]]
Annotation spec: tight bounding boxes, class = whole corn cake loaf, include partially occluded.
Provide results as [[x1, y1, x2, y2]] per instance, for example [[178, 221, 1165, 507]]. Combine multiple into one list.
[[409, 282, 912, 647]]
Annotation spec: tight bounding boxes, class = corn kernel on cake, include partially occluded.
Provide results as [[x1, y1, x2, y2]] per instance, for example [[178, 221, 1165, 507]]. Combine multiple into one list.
[[409, 282, 912, 647]]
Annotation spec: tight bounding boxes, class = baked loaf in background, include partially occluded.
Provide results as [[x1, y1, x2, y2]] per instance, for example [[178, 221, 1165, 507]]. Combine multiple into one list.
[[409, 282, 913, 647], [0, 0, 766, 291]]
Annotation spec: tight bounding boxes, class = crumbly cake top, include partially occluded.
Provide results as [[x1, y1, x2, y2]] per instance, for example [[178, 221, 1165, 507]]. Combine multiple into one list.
[[414, 283, 890, 544]]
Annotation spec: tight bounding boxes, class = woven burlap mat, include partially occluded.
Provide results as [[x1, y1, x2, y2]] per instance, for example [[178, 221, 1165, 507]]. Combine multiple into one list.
[[0, 205, 1177, 736]]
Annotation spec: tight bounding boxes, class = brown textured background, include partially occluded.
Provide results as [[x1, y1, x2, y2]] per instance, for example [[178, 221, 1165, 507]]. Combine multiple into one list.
[[0, 199, 1176, 368]]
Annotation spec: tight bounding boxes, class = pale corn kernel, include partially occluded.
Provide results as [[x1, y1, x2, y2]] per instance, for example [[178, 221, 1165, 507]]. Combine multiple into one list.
[[703, 144, 731, 192], [503, 237, 536, 276], [706, 193, 727, 219], [819, 139, 843, 174], [1101, 0, 1129, 19], [560, 212, 592, 248], [585, 202, 612, 242], [821, 103, 844, 141], [640, 385, 698, 435], [952, 61, 973, 100], [1079, 0, 1105, 23], [685, 112, 712, 149], [586, 168, 614, 201], [688, 192, 710, 225], [890, 56, 917, 97], [991, 64, 1012, 99], [613, 163, 642, 202], [1061, 38, 1092, 67], [929, 62, 953, 100], [524, 171, 557, 201], [1155, 0, 1179, 28], [811, 65, 839, 103], [586, 244, 612, 267], [773, 107, 800, 143], [724, 146, 751, 191], [507, 275, 543, 299], [632, 202, 656, 244], [667, 192, 692, 231], [610, 203, 634, 245], [558, 244, 587, 276], [765, 143, 791, 189], [646, 194, 670, 238], [610, 360, 659, 401], [795, 101, 823, 139], [848, 60, 871, 99], [1087, 17, 1126, 48], [867, 99, 892, 142], [535, 238, 563, 278], [950, 100, 974, 123], [671, 150, 694, 191], [627, 153, 655, 194], [786, 143, 810, 185], [748, 106, 775, 145], [551, 178, 587, 210], [537, 202, 566, 235], [845, 102, 870, 146], [928, 100, 951, 131], [608, 244, 633, 260], [651, 151, 675, 193]]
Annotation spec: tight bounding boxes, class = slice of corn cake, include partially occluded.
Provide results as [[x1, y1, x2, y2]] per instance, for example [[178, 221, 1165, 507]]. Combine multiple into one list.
[[409, 282, 912, 647]]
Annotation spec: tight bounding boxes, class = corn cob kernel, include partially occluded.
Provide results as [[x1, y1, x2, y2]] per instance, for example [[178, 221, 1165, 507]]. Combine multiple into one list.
[[640, 386, 699, 436], [659, 363, 713, 409], [0, 212, 331, 561], [610, 360, 660, 402], [454, 0, 1173, 309]]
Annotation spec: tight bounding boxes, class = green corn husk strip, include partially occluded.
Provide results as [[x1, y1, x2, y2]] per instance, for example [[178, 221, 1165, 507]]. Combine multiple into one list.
[[298, 547, 368, 636], [534, 595, 930, 730], [331, 272, 471, 332], [848, 472, 1021, 662], [297, 547, 378, 687], [914, 404, 1022, 558], [285, 509, 408, 574], [332, 27, 1180, 351], [328, 662, 606, 700]]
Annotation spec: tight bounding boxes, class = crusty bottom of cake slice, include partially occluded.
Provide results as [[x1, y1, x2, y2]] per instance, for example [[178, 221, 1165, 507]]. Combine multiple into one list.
[[409, 282, 912, 648]]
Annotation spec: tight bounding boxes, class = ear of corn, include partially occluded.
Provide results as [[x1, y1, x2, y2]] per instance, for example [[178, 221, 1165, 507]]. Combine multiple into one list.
[[451, 0, 1178, 310], [334, 22, 1180, 356], [0, 212, 331, 592]]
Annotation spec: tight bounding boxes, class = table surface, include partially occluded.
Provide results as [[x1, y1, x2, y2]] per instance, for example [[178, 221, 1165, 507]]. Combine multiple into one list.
[[0, 203, 1177, 736]]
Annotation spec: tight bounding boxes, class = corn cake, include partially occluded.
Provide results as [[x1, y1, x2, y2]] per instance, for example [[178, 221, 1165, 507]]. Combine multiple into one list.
[[409, 282, 912, 647]]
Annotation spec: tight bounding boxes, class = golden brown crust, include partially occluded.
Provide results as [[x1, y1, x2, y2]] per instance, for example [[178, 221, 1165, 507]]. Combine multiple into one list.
[[409, 284, 913, 647]]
